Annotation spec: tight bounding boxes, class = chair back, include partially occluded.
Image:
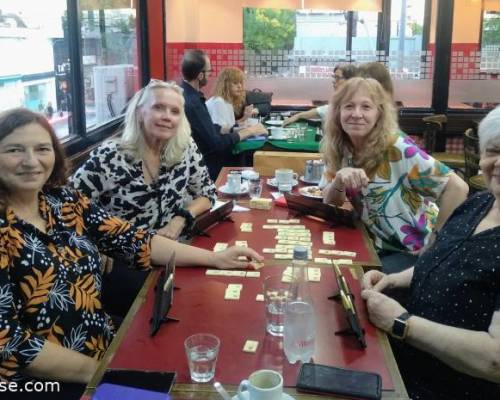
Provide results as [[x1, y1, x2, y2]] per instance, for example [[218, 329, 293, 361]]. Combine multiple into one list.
[[422, 114, 447, 153], [253, 151, 321, 176], [463, 128, 481, 183]]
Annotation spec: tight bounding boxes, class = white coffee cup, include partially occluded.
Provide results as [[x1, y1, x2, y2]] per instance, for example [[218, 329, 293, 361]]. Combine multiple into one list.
[[275, 169, 298, 186], [237, 369, 283, 400]]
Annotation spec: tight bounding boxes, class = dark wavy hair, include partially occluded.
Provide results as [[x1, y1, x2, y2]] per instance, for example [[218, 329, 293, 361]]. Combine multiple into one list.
[[0, 108, 68, 209]]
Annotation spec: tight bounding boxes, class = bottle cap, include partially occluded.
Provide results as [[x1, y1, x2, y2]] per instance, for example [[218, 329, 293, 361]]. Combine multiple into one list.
[[293, 245, 308, 260]]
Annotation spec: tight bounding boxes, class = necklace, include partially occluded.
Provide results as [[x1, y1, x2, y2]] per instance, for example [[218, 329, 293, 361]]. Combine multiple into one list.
[[142, 157, 160, 183]]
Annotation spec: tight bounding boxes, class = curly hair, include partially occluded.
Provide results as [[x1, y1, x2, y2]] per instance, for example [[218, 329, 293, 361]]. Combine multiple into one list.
[[321, 77, 398, 177], [0, 108, 68, 212], [212, 67, 246, 117], [120, 80, 191, 168]]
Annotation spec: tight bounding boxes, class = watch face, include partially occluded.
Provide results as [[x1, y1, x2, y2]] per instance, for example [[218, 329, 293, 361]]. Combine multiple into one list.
[[392, 319, 406, 338]]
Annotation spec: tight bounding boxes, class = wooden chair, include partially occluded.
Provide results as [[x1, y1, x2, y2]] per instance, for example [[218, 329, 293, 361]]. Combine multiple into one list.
[[422, 114, 465, 172], [253, 151, 322, 176], [463, 128, 487, 192]]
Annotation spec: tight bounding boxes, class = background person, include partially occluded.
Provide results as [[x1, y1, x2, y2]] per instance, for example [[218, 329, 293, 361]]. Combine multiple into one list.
[[72, 80, 216, 318], [0, 108, 262, 400], [321, 78, 468, 273], [180, 50, 266, 180], [282, 64, 357, 127], [206, 66, 260, 132], [361, 107, 500, 400]]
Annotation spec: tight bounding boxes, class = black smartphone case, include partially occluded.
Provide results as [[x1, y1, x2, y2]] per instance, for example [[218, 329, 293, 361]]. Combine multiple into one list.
[[296, 363, 382, 400], [100, 369, 176, 394]]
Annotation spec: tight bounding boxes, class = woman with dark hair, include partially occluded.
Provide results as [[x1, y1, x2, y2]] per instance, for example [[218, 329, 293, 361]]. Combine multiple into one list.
[[321, 78, 468, 272], [0, 108, 261, 399], [282, 64, 357, 127]]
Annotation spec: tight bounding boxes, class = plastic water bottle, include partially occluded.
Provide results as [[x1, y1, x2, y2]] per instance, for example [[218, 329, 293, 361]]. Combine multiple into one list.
[[284, 246, 316, 364]]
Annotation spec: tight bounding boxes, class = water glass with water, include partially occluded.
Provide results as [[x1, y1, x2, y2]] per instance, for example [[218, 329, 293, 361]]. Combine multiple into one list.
[[263, 275, 290, 336], [184, 333, 220, 382], [283, 301, 315, 364], [249, 177, 263, 199]]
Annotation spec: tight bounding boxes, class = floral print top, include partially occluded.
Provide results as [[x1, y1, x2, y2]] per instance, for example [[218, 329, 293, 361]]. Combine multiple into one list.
[[0, 187, 152, 382], [356, 134, 451, 252]]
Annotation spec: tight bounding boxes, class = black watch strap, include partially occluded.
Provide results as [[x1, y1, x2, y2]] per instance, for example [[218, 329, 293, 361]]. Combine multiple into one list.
[[174, 208, 195, 231], [392, 312, 411, 340]]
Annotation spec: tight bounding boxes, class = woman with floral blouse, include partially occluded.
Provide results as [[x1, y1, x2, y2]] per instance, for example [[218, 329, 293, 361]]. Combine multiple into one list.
[[322, 78, 469, 272], [72, 80, 217, 317], [0, 108, 261, 399]]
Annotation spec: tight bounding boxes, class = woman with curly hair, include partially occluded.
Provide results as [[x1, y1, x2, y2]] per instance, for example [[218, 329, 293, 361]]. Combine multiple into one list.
[[321, 77, 468, 272], [206, 67, 265, 134]]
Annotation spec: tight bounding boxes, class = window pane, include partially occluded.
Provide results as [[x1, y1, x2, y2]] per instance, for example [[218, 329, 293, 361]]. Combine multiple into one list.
[[389, 0, 431, 108], [449, 5, 500, 110], [79, 0, 140, 129], [0, 0, 71, 139]]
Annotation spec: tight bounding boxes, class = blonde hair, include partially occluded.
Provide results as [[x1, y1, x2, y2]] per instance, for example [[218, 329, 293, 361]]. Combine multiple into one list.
[[213, 67, 246, 116], [321, 77, 398, 177], [120, 80, 191, 167]]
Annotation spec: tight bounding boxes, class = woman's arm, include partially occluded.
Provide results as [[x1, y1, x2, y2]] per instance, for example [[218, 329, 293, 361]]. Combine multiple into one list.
[[362, 291, 500, 384], [25, 341, 98, 383], [157, 197, 212, 240], [150, 235, 263, 269], [435, 172, 469, 230], [405, 311, 500, 383], [282, 108, 320, 127]]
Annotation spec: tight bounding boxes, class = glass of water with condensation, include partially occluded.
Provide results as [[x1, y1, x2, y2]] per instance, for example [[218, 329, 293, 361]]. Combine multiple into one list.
[[184, 333, 220, 382]]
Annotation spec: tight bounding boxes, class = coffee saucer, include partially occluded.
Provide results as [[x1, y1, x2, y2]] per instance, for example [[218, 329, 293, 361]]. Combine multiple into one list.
[[266, 178, 299, 188], [218, 182, 249, 195], [232, 392, 295, 400]]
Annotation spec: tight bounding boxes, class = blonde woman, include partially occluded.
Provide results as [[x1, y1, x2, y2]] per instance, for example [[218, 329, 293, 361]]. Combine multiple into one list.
[[322, 78, 468, 273], [72, 80, 216, 316], [206, 67, 264, 134]]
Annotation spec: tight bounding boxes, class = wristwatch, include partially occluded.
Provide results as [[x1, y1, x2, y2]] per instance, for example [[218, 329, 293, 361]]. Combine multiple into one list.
[[173, 208, 195, 234], [391, 312, 411, 340]]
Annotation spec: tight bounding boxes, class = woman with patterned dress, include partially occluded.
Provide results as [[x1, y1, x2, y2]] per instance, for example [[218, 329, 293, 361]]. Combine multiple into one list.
[[322, 77, 469, 272], [0, 108, 262, 399], [72, 80, 216, 317], [361, 106, 500, 399]]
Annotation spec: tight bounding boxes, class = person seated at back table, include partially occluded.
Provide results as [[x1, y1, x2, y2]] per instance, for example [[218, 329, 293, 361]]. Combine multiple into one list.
[[282, 64, 357, 127], [361, 106, 500, 400], [72, 80, 216, 318], [180, 49, 267, 180], [206, 66, 262, 133], [357, 61, 395, 101], [321, 78, 468, 273], [0, 107, 262, 400]]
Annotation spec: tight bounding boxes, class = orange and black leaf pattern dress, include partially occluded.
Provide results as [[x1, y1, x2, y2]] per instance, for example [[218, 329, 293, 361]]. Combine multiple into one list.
[[0, 187, 152, 382]]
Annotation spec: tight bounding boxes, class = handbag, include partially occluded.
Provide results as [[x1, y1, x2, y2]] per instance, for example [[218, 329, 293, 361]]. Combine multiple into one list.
[[245, 88, 273, 117]]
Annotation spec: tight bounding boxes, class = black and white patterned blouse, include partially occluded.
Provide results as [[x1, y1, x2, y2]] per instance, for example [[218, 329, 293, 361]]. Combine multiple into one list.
[[71, 139, 216, 230], [394, 191, 500, 400]]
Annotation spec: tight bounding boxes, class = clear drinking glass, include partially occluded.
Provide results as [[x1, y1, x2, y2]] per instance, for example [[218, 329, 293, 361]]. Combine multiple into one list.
[[263, 275, 290, 336], [184, 333, 220, 382], [249, 178, 263, 198]]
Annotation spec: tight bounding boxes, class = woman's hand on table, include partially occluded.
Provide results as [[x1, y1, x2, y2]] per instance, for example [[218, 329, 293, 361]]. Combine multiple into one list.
[[238, 123, 268, 140], [157, 216, 186, 240], [213, 246, 264, 270], [282, 114, 299, 127], [361, 289, 407, 332], [335, 167, 369, 191]]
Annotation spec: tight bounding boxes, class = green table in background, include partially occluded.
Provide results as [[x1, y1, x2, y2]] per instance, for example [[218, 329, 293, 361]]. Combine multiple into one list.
[[233, 124, 320, 154]]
